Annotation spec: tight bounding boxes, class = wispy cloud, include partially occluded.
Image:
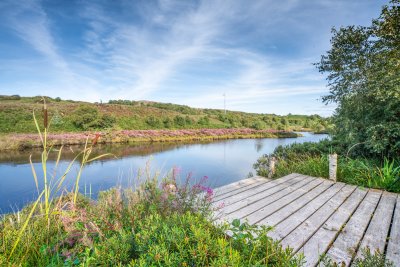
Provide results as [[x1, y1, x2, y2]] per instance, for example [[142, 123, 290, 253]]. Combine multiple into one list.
[[0, 0, 386, 114]]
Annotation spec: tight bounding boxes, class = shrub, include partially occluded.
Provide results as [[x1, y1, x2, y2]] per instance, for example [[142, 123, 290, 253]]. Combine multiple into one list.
[[252, 120, 267, 130], [71, 105, 115, 130], [174, 115, 186, 127], [145, 116, 162, 128], [71, 105, 99, 130]]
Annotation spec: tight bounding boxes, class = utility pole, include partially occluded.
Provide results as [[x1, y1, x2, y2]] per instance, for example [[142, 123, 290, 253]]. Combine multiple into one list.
[[223, 93, 226, 115]]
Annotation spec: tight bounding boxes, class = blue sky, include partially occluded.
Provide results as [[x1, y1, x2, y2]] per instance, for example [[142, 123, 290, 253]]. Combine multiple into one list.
[[0, 0, 386, 116]]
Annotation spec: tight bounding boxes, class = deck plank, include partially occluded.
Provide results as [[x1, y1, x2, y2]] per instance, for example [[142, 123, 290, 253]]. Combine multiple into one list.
[[218, 175, 316, 220], [281, 184, 356, 253], [244, 178, 331, 225], [212, 176, 271, 201], [356, 191, 397, 259], [325, 189, 382, 266], [254, 180, 334, 226], [213, 174, 307, 215], [211, 174, 400, 267], [297, 187, 367, 267], [267, 182, 347, 241], [386, 195, 400, 265]]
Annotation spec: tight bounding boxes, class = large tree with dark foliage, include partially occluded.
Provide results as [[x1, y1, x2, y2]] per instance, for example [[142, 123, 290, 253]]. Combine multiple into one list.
[[317, 0, 400, 158]]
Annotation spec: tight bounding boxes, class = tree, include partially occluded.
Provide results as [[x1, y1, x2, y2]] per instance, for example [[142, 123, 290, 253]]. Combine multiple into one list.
[[316, 0, 400, 157]]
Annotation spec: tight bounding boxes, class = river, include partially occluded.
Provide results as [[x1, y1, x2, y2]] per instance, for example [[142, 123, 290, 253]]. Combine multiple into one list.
[[0, 132, 327, 213]]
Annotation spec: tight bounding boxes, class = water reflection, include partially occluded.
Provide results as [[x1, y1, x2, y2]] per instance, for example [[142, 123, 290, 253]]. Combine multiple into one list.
[[0, 133, 328, 213]]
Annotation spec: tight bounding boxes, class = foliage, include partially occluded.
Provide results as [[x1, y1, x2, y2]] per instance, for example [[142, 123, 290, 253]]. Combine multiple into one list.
[[0, 169, 303, 266], [320, 248, 394, 267], [316, 0, 400, 157], [254, 141, 400, 193], [0, 95, 331, 133], [71, 105, 116, 130]]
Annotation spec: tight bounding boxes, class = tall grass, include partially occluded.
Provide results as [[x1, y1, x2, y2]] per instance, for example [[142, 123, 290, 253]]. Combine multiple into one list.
[[7, 100, 111, 260], [255, 153, 400, 193]]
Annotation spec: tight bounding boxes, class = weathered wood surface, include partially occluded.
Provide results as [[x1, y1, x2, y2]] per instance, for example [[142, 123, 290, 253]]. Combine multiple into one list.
[[386, 195, 400, 266], [214, 174, 400, 267]]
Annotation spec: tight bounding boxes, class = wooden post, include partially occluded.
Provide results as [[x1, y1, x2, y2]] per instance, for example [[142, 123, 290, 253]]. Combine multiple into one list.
[[269, 157, 276, 178], [329, 153, 337, 182]]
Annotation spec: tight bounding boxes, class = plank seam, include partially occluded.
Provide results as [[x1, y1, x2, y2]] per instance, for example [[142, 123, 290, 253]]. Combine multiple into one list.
[[219, 175, 307, 209], [212, 179, 270, 201], [277, 183, 348, 243], [384, 194, 398, 258], [234, 178, 323, 219], [349, 191, 383, 266], [253, 181, 335, 225], [315, 188, 370, 266], [213, 174, 301, 203], [291, 184, 358, 257]]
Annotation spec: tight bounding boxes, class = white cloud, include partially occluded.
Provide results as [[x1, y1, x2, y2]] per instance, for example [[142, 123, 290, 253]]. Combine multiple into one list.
[[0, 0, 385, 114]]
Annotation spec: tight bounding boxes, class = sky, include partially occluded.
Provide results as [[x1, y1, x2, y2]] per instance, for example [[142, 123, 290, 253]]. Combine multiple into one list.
[[0, 0, 387, 116]]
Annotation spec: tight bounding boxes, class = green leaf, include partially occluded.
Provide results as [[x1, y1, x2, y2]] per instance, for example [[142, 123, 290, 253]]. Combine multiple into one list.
[[232, 219, 240, 228]]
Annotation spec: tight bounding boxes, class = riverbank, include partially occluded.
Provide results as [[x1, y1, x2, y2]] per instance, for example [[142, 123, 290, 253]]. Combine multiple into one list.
[[0, 128, 300, 151], [0, 171, 303, 266]]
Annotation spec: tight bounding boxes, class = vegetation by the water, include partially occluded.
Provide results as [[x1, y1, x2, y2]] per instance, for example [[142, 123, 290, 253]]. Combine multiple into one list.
[[0, 184, 303, 266], [0, 117, 303, 266], [0, 128, 299, 151], [0, 110, 305, 266], [0, 95, 331, 134], [254, 140, 400, 193]]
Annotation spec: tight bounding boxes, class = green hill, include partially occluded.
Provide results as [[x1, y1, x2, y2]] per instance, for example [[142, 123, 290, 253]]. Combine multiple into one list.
[[0, 95, 331, 133]]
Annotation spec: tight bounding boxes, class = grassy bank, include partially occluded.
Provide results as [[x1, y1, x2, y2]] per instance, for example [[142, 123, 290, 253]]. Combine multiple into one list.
[[0, 95, 331, 134], [0, 129, 303, 266], [0, 128, 299, 151], [254, 140, 400, 193], [0, 182, 303, 266]]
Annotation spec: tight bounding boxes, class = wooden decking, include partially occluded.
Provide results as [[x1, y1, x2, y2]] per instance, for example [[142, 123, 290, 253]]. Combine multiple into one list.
[[212, 173, 400, 267]]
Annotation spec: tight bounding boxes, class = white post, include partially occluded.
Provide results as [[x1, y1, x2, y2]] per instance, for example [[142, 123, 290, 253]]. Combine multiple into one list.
[[329, 153, 337, 182], [269, 157, 276, 178]]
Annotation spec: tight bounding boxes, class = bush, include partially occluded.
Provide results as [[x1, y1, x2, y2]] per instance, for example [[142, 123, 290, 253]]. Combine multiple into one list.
[[145, 116, 162, 128], [251, 120, 267, 130], [71, 105, 115, 130], [174, 115, 186, 127], [0, 95, 21, 100]]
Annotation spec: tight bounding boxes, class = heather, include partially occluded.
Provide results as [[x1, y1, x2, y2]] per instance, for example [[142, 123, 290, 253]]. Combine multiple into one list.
[[0, 164, 303, 266], [0, 95, 331, 134], [0, 128, 299, 150]]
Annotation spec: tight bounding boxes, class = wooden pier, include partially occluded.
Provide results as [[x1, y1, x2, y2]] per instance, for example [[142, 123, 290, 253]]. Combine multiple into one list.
[[213, 173, 400, 266]]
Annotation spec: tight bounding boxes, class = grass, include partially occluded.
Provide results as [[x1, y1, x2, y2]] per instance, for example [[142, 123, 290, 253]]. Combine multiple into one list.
[[0, 128, 300, 151], [0, 95, 331, 134], [320, 248, 394, 267], [254, 140, 400, 193]]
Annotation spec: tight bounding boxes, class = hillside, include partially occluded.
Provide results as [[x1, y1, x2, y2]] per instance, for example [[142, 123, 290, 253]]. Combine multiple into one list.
[[0, 95, 331, 134]]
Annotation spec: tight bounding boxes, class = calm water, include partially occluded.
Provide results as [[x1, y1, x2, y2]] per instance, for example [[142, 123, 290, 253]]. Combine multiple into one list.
[[0, 132, 327, 213]]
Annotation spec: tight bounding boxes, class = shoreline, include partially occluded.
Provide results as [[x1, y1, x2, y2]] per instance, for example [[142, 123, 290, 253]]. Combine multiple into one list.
[[0, 128, 300, 151]]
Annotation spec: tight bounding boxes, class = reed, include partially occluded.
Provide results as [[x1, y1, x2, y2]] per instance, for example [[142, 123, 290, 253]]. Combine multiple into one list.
[[7, 100, 111, 260]]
